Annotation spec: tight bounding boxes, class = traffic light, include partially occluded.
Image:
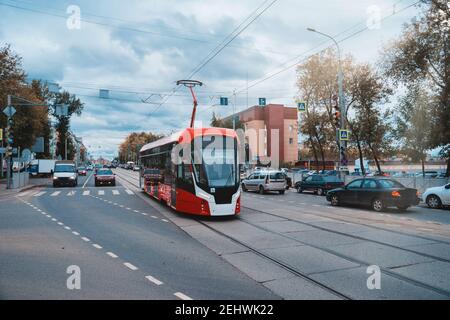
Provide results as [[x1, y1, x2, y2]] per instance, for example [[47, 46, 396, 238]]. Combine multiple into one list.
[[332, 94, 340, 128], [6, 118, 13, 145]]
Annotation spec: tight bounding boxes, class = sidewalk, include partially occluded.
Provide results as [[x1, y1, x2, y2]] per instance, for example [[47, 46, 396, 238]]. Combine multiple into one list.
[[0, 176, 51, 195]]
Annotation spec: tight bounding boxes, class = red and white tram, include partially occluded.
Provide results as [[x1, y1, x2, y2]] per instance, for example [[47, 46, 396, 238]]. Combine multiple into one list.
[[139, 127, 241, 216]]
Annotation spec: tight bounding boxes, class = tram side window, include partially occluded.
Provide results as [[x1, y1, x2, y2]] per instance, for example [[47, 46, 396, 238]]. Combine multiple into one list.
[[176, 163, 194, 193]]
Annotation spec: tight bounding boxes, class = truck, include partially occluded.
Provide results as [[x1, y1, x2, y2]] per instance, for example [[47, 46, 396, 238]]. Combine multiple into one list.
[[29, 159, 57, 177]]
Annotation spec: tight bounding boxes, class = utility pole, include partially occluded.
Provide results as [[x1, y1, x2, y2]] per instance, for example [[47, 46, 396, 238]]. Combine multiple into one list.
[[6, 95, 12, 189], [307, 28, 347, 171], [233, 89, 237, 130]]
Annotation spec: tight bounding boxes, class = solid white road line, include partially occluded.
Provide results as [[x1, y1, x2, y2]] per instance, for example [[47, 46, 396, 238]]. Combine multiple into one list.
[[83, 190, 90, 196], [145, 275, 163, 286], [125, 189, 134, 195], [112, 190, 120, 195], [123, 262, 138, 271], [82, 172, 94, 188], [174, 292, 193, 300], [51, 191, 61, 196], [98, 190, 105, 196], [92, 244, 102, 249], [106, 252, 118, 258]]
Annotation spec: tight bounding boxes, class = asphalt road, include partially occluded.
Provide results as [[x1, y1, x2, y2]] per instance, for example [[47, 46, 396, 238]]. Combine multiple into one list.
[[0, 171, 277, 299], [1, 169, 449, 300]]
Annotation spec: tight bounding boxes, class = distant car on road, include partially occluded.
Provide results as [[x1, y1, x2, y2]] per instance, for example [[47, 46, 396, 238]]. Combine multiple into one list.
[[133, 165, 141, 172], [415, 171, 439, 178], [94, 169, 116, 187], [53, 161, 78, 187], [86, 165, 93, 171], [295, 174, 344, 196], [241, 170, 287, 194], [326, 178, 420, 212], [422, 183, 450, 209], [77, 166, 87, 176]]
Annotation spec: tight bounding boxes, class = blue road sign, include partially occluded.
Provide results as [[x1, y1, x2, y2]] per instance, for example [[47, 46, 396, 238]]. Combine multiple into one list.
[[259, 98, 266, 106], [3, 105, 16, 117], [220, 97, 228, 106], [297, 101, 306, 112], [339, 129, 350, 141]]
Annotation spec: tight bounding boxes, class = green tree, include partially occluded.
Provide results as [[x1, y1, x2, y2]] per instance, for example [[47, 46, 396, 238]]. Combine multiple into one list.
[[394, 85, 433, 176], [0, 45, 51, 153], [382, 0, 450, 175]]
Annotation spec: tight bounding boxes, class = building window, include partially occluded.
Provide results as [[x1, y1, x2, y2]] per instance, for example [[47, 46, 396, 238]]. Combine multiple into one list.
[[289, 138, 293, 145], [289, 125, 293, 132]]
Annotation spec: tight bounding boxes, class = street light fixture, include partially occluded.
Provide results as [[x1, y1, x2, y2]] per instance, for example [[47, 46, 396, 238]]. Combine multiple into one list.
[[307, 27, 347, 170]]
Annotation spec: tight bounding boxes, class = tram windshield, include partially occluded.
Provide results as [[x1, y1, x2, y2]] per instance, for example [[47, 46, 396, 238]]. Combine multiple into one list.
[[192, 135, 238, 189]]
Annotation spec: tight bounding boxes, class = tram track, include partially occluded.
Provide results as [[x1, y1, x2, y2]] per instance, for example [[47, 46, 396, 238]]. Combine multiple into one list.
[[113, 169, 450, 298]]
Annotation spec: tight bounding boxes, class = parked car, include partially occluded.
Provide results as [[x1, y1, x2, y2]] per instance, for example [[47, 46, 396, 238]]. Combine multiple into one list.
[[133, 165, 141, 172], [53, 161, 78, 187], [326, 178, 420, 212], [295, 174, 344, 196], [94, 169, 116, 187], [241, 170, 287, 194], [415, 171, 439, 178], [77, 166, 87, 176], [422, 183, 450, 209]]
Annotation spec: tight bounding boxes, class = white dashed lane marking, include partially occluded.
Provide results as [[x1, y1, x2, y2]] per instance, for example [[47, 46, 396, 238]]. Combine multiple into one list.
[[107, 252, 118, 258], [67, 191, 76, 196], [93, 244, 102, 249], [51, 191, 61, 196], [72, 231, 80, 236], [124, 262, 138, 271], [81, 237, 90, 242], [112, 190, 120, 195], [145, 275, 163, 286], [174, 292, 193, 300], [125, 189, 134, 195], [98, 190, 105, 196], [34, 191, 46, 197], [83, 190, 90, 196]]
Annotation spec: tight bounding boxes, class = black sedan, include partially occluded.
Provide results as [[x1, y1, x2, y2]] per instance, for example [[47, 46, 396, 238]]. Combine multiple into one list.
[[295, 174, 344, 196], [326, 178, 420, 212]]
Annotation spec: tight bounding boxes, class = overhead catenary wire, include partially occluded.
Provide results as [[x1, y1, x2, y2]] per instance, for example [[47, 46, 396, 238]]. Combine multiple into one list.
[[146, 0, 279, 116]]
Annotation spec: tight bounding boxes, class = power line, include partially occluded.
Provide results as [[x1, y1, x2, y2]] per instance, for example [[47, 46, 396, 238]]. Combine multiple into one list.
[[235, 0, 420, 96], [0, 0, 289, 56], [146, 0, 279, 116]]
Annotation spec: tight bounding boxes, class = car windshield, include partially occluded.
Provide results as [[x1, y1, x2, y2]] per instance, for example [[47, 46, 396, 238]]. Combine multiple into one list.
[[192, 135, 238, 188], [97, 169, 113, 175], [378, 179, 404, 189], [78, 167, 86, 170], [54, 165, 75, 173]]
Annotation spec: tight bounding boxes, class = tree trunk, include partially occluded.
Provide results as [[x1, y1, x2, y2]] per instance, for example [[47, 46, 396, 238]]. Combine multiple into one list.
[[309, 137, 319, 169], [368, 142, 382, 173], [421, 156, 425, 178], [356, 137, 365, 175]]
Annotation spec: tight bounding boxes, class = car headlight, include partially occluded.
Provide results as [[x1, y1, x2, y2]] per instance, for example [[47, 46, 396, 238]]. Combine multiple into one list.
[[53, 176, 58, 180], [69, 176, 76, 180]]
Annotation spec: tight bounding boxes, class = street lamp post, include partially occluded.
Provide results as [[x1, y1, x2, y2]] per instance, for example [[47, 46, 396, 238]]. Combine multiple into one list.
[[307, 28, 347, 170]]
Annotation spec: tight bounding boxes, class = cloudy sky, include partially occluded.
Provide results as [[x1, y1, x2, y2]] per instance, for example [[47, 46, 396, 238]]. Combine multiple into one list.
[[0, 0, 421, 159]]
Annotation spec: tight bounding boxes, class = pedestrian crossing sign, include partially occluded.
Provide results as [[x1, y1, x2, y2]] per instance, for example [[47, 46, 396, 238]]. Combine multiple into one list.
[[297, 102, 306, 112], [339, 129, 350, 141]]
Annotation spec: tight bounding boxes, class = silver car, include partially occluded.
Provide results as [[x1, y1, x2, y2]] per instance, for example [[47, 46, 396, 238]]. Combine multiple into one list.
[[241, 170, 287, 194]]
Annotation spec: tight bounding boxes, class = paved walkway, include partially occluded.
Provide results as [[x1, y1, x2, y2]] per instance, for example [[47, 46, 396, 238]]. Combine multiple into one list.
[[0, 176, 51, 195]]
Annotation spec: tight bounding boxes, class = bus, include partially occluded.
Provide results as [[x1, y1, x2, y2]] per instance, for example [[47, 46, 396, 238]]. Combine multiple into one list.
[[139, 127, 240, 216]]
